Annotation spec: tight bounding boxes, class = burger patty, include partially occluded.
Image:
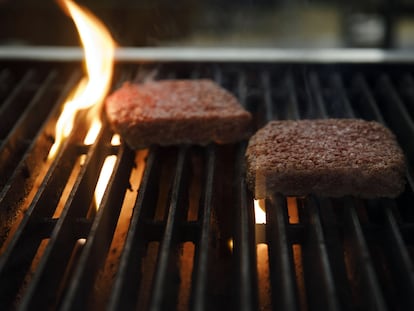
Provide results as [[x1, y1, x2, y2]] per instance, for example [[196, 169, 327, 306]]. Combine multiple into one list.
[[245, 119, 406, 199], [105, 79, 252, 149]]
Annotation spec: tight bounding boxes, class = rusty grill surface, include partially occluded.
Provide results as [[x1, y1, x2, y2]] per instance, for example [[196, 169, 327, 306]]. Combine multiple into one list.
[[0, 61, 413, 311]]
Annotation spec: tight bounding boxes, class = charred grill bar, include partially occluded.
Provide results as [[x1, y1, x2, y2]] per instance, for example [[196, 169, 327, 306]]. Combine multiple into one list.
[[0, 60, 413, 310]]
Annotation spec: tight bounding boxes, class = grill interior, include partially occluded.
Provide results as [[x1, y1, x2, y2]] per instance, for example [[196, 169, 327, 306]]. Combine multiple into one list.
[[0, 61, 414, 311]]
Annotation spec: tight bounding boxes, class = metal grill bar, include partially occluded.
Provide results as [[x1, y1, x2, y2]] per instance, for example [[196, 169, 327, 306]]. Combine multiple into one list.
[[233, 70, 259, 311], [61, 143, 135, 310], [376, 75, 414, 149], [315, 197, 354, 309], [266, 195, 299, 311], [261, 71, 274, 123], [234, 144, 258, 311], [381, 200, 414, 310], [149, 146, 190, 311], [309, 72, 328, 118], [285, 73, 300, 120], [188, 67, 219, 311], [331, 74, 355, 118], [344, 199, 388, 311], [190, 145, 215, 311], [350, 75, 385, 124], [0, 70, 36, 138], [0, 69, 12, 100], [302, 196, 341, 311], [398, 74, 414, 111], [109, 148, 162, 310], [263, 69, 300, 311]]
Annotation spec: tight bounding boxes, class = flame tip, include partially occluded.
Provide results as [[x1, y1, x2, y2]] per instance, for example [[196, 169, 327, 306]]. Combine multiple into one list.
[[56, 0, 72, 15]]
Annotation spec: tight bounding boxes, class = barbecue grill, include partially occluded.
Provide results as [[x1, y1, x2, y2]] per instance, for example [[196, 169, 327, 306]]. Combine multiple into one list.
[[0, 49, 413, 311]]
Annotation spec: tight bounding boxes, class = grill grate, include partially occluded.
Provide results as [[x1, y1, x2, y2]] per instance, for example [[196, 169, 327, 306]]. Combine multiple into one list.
[[0, 61, 413, 310]]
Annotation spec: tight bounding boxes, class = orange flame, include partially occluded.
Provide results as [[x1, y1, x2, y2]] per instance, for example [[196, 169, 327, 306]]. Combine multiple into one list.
[[48, 0, 116, 159]]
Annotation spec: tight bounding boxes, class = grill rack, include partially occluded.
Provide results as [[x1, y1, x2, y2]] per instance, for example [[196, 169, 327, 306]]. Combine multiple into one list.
[[0, 61, 413, 310]]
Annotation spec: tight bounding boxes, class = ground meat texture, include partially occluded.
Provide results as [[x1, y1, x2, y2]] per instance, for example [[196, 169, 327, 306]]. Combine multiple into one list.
[[245, 119, 406, 199], [105, 79, 252, 149]]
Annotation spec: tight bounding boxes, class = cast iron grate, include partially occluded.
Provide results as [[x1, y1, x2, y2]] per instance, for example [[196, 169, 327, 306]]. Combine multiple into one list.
[[0, 61, 413, 311]]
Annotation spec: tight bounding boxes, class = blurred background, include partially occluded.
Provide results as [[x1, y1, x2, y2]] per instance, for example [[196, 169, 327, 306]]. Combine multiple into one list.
[[1, 0, 414, 49]]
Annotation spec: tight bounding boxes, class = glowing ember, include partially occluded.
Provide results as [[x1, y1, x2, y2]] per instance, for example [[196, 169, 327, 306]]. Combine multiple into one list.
[[254, 199, 266, 224], [111, 134, 121, 146], [48, 0, 116, 159], [95, 155, 117, 208], [287, 197, 299, 224], [228, 238, 234, 252], [93, 134, 122, 208]]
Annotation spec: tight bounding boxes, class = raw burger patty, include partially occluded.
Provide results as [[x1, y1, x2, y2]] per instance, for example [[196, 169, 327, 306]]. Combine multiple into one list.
[[245, 119, 406, 199], [105, 79, 252, 149]]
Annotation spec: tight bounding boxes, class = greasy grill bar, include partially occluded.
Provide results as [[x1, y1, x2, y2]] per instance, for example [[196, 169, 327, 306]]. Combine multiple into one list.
[[0, 59, 413, 310]]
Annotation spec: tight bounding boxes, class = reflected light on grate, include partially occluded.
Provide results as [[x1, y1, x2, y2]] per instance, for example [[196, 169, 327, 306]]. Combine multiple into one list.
[[111, 134, 121, 145]]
